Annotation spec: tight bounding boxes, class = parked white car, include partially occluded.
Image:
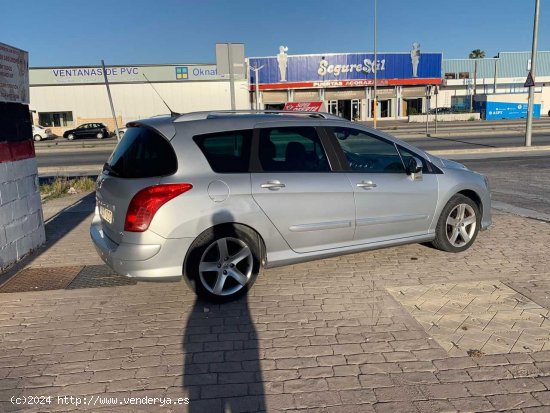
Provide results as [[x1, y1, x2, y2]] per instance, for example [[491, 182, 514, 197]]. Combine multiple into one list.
[[32, 125, 54, 141]]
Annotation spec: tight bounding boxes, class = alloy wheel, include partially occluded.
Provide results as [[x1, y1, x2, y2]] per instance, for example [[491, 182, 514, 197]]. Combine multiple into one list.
[[445, 203, 477, 247], [198, 237, 253, 296]]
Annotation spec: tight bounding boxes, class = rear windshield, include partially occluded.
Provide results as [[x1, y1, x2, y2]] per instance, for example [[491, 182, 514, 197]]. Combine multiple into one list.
[[107, 127, 177, 178]]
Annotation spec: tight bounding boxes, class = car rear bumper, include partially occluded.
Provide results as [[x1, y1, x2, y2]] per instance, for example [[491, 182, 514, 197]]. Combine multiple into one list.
[[90, 215, 193, 281]]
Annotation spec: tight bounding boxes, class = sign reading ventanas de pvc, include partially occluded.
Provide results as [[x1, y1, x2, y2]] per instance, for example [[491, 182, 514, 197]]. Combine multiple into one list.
[[29, 64, 235, 86], [248, 52, 442, 88], [0, 42, 29, 104]]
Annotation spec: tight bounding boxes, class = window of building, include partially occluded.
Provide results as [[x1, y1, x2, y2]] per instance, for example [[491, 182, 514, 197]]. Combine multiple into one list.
[[38, 111, 73, 127], [451, 96, 470, 111], [458, 72, 470, 79], [444, 72, 457, 79], [193, 130, 252, 173]]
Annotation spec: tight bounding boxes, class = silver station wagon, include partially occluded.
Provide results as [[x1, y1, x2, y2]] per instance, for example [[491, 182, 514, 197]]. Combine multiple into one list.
[[91, 111, 491, 301]]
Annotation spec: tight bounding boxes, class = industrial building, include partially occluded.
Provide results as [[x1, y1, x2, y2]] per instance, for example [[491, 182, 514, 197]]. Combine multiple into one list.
[[29, 63, 248, 135], [28, 48, 550, 135]]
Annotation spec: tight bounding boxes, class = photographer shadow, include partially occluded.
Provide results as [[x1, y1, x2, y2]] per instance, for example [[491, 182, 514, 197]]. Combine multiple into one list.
[[182, 215, 266, 412]]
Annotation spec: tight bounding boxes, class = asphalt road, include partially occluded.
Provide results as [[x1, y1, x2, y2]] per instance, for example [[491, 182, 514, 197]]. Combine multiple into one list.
[[462, 156, 550, 221], [35, 131, 550, 168], [408, 132, 550, 150], [36, 150, 112, 167]]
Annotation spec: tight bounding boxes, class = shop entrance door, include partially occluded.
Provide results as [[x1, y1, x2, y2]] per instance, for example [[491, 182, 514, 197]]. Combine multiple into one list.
[[371, 100, 391, 119], [328, 100, 361, 121], [328, 100, 338, 117], [351, 99, 361, 121], [379, 100, 390, 117]]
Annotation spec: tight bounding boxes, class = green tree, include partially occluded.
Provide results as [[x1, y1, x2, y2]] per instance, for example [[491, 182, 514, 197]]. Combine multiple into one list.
[[469, 49, 486, 59], [468, 49, 486, 110]]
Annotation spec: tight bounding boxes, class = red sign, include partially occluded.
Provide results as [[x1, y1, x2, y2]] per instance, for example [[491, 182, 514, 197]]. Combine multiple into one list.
[[283, 101, 323, 112]]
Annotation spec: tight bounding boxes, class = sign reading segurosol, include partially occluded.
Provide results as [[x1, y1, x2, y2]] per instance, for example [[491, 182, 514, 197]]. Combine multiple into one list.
[[0, 42, 29, 104]]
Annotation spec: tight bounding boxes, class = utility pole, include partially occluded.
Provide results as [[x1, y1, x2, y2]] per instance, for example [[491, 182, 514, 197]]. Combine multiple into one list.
[[526, 0, 540, 147], [101, 60, 120, 141], [425, 85, 429, 136], [373, 0, 378, 128], [227, 43, 236, 110], [434, 85, 439, 134]]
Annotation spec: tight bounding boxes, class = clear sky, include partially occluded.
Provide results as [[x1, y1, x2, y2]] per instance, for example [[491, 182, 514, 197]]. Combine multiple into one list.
[[2, 0, 548, 66]]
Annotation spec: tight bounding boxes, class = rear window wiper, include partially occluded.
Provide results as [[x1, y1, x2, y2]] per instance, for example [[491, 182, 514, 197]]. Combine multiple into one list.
[[103, 163, 120, 177]]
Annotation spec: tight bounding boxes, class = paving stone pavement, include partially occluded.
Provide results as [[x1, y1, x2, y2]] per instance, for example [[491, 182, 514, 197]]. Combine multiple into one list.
[[1, 197, 550, 411]]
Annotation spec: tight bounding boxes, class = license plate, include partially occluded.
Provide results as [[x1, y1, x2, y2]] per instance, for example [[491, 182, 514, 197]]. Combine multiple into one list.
[[99, 205, 113, 224]]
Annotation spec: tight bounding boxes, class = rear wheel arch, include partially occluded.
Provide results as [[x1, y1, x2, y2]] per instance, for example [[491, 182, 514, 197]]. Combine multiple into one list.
[[204, 222, 266, 264]]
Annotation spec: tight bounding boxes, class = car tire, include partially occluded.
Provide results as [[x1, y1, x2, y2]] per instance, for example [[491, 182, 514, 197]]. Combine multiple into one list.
[[431, 194, 480, 253], [185, 225, 261, 302], [33, 134, 42, 142], [67, 134, 75, 140], [96, 132, 104, 139]]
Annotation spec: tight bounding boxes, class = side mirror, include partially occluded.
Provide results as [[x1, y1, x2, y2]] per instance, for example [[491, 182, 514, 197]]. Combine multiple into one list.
[[406, 157, 423, 176]]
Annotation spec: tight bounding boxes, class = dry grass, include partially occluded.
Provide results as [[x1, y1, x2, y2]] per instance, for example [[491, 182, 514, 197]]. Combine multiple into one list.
[[40, 177, 96, 201]]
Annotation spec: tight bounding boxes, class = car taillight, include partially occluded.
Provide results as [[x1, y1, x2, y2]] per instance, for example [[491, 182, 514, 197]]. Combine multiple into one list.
[[124, 183, 192, 232]]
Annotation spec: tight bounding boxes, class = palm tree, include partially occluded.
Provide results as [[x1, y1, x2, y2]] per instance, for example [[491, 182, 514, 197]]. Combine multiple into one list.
[[468, 49, 486, 109], [469, 49, 486, 59]]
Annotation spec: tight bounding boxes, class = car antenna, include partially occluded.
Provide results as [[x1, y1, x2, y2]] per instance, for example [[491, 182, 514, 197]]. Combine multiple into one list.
[[142, 73, 180, 117]]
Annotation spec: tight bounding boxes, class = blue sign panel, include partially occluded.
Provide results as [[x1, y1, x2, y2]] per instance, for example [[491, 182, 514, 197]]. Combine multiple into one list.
[[481, 101, 541, 120], [248, 52, 442, 84]]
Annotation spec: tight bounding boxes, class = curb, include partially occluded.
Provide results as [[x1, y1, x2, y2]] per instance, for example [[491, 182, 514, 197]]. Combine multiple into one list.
[[35, 146, 115, 154], [428, 145, 550, 156], [39, 165, 102, 176], [389, 129, 550, 139]]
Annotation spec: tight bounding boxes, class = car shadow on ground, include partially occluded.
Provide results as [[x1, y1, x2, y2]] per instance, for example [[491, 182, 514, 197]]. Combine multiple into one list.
[[182, 296, 266, 412]]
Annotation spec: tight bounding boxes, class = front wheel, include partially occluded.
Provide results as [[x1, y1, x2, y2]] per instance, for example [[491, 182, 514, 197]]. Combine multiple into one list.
[[67, 134, 75, 140], [431, 194, 480, 252], [96, 132, 104, 139], [185, 226, 261, 302], [33, 134, 42, 142]]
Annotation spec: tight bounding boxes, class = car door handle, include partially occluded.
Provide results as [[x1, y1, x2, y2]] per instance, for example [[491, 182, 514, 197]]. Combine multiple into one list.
[[261, 180, 286, 190], [356, 181, 377, 189]]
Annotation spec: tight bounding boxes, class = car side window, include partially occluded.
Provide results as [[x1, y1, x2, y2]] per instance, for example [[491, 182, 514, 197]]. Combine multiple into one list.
[[396, 145, 429, 173], [331, 127, 404, 173], [258, 127, 330, 172], [193, 130, 252, 173]]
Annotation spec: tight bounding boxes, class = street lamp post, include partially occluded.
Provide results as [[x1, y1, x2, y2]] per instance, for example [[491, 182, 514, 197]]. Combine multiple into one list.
[[526, 0, 540, 147], [250, 64, 265, 110]]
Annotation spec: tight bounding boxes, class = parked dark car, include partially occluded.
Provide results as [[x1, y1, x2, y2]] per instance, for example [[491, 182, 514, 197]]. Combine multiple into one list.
[[63, 123, 110, 140]]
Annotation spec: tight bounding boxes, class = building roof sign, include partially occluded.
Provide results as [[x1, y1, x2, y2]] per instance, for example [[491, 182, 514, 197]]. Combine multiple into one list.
[[249, 51, 442, 90], [29, 64, 243, 86]]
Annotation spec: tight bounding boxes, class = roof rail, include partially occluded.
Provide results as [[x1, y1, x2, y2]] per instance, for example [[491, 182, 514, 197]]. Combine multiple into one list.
[[173, 110, 342, 122]]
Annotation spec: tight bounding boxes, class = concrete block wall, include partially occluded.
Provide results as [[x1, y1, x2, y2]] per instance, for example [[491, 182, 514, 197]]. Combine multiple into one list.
[[0, 157, 46, 270]]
